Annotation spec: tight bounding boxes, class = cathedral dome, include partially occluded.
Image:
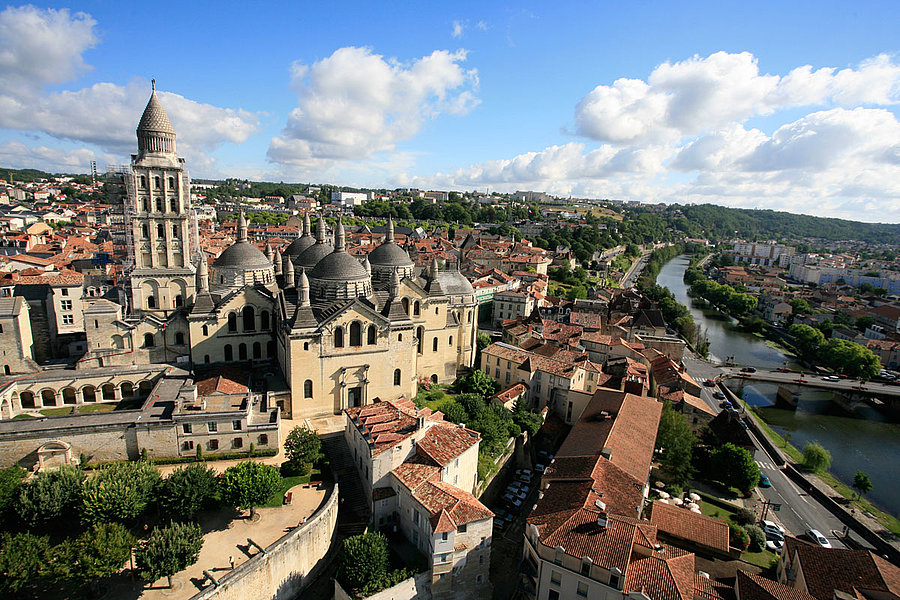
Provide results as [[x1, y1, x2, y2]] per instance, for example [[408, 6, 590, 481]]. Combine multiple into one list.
[[213, 241, 271, 269], [136, 80, 176, 156], [367, 242, 414, 267], [210, 213, 276, 289], [307, 219, 373, 301], [309, 251, 369, 281], [284, 235, 315, 258], [296, 242, 333, 269]]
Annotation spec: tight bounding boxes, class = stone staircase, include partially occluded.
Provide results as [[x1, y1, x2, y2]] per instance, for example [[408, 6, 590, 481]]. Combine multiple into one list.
[[320, 432, 369, 534]]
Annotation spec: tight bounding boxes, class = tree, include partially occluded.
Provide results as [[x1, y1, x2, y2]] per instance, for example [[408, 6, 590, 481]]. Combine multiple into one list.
[[135, 521, 203, 588], [82, 461, 161, 524], [455, 369, 499, 399], [655, 403, 696, 487], [512, 409, 543, 437], [855, 315, 874, 332], [852, 470, 873, 500], [709, 443, 760, 495], [221, 461, 280, 518], [17, 464, 85, 530], [733, 507, 756, 526], [283, 427, 323, 470], [435, 399, 467, 424], [728, 521, 749, 551], [160, 464, 220, 520], [790, 298, 811, 314], [0, 531, 51, 596], [61, 522, 136, 584], [788, 323, 825, 357], [818, 338, 881, 379], [0, 465, 26, 526], [336, 532, 390, 595], [802, 442, 832, 472]]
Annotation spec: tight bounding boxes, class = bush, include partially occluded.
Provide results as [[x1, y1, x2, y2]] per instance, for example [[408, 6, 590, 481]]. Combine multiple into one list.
[[82, 461, 161, 525], [745, 524, 765, 552], [17, 465, 84, 531], [728, 521, 749, 551], [280, 460, 311, 477], [802, 442, 832, 472], [336, 532, 390, 594], [733, 507, 757, 526]]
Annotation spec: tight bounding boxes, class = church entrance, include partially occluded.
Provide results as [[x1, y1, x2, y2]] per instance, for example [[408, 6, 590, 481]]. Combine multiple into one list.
[[348, 386, 362, 408]]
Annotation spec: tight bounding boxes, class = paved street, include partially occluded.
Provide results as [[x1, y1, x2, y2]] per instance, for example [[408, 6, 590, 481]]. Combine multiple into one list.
[[723, 368, 900, 399], [681, 354, 853, 549]]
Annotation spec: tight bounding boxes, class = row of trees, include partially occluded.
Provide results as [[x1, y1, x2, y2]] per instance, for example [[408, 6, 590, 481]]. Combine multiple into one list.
[[0, 459, 286, 595], [787, 324, 881, 379], [684, 269, 758, 317]]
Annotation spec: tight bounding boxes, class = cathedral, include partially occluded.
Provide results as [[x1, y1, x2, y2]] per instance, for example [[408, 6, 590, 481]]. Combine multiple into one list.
[[83, 84, 478, 420]]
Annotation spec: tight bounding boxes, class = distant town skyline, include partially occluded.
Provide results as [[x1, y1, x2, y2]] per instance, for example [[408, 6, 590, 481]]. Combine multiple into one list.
[[0, 1, 898, 222]]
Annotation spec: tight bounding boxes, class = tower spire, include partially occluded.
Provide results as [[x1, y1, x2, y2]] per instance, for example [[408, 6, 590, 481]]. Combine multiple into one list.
[[238, 212, 248, 242], [303, 213, 311, 237], [283, 255, 295, 288], [315, 217, 326, 243], [386, 216, 395, 243], [335, 218, 346, 252], [298, 268, 310, 306]]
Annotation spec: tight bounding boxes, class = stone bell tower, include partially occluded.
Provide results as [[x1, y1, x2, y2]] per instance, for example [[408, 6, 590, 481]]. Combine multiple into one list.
[[127, 80, 197, 313]]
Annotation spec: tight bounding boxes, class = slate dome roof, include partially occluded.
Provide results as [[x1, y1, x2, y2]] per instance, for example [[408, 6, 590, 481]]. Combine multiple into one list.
[[296, 242, 334, 269], [367, 242, 414, 267], [137, 90, 175, 134], [212, 241, 271, 269], [284, 235, 315, 257], [435, 270, 474, 295], [309, 251, 369, 281]]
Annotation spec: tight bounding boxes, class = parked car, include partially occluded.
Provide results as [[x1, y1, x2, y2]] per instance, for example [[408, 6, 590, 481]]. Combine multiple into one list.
[[719, 400, 732, 409], [822, 375, 839, 381], [762, 521, 785, 541], [713, 391, 726, 400], [741, 367, 757, 373], [535, 463, 546, 473], [759, 473, 771, 488], [704, 379, 717, 387], [766, 539, 784, 552], [805, 528, 832, 548]]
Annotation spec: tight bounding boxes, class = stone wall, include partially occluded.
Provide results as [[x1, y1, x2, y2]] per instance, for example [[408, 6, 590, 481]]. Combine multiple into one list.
[[188, 483, 339, 600]]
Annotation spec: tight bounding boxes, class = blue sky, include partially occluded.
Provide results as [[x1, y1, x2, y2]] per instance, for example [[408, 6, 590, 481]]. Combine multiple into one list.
[[1, 1, 900, 221]]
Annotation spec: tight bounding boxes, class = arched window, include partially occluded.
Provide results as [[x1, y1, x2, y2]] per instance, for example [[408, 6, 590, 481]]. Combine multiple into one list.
[[350, 322, 362, 346], [267, 340, 275, 357], [202, 324, 208, 336], [431, 374, 438, 384], [394, 369, 401, 386], [417, 327, 423, 354], [142, 198, 150, 211], [467, 311, 472, 323], [224, 345, 233, 361], [449, 335, 453, 346], [401, 298, 409, 315], [303, 342, 309, 351], [398, 334, 403, 342], [260, 310, 270, 330], [157, 223, 164, 237], [147, 295, 156, 309], [334, 326, 344, 348], [204, 354, 210, 363], [174, 294, 183, 307], [238, 343, 247, 360], [367, 325, 377, 345], [167, 176, 175, 189], [175, 332, 185, 345], [172, 224, 179, 237], [156, 197, 163, 212], [142, 224, 149, 238], [227, 313, 237, 332], [253, 342, 261, 359], [170, 198, 178, 212], [139, 175, 146, 189], [414, 301, 421, 316], [243, 306, 255, 331], [153, 176, 160, 189], [433, 337, 438, 352], [304, 379, 313, 398], [143, 333, 155, 347]]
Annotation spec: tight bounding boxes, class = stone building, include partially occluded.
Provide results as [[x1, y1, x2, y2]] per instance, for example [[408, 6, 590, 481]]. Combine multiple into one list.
[[77, 84, 479, 421]]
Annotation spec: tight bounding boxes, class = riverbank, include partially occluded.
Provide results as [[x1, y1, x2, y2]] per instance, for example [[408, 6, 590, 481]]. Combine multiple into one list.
[[655, 255, 900, 522]]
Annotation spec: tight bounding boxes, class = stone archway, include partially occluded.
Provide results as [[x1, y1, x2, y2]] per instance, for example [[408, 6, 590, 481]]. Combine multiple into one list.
[[40, 389, 57, 407], [138, 380, 153, 398], [81, 385, 96, 403], [61, 388, 77, 405], [19, 390, 35, 408], [37, 440, 73, 470], [101, 383, 116, 401]]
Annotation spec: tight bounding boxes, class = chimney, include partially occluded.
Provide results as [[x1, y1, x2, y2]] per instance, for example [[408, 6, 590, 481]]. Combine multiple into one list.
[[417, 415, 425, 430], [597, 511, 608, 529], [601, 447, 612, 460]]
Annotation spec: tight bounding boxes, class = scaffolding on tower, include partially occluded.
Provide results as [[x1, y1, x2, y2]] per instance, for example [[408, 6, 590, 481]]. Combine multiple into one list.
[[106, 164, 136, 276]]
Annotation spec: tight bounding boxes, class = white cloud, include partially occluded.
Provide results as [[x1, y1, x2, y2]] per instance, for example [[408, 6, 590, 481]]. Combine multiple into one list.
[[268, 46, 479, 166], [451, 19, 488, 38], [0, 5, 259, 170], [0, 140, 114, 172], [575, 51, 900, 144], [0, 5, 97, 99], [451, 20, 464, 38]]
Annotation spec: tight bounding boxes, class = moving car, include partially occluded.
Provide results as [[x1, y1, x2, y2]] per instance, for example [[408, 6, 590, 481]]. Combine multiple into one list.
[[822, 375, 840, 382], [713, 391, 726, 400], [704, 379, 717, 387], [741, 367, 757, 373], [759, 473, 771, 488], [805, 528, 832, 548]]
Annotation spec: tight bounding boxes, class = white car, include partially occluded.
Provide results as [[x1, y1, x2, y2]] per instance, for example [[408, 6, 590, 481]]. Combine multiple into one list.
[[823, 375, 839, 381], [806, 528, 832, 548], [766, 539, 784, 552]]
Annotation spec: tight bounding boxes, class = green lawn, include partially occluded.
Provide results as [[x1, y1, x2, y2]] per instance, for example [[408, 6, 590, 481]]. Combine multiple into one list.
[[39, 406, 73, 416], [12, 413, 35, 419], [742, 548, 778, 569], [77, 403, 116, 414], [697, 495, 739, 520], [262, 470, 321, 508]]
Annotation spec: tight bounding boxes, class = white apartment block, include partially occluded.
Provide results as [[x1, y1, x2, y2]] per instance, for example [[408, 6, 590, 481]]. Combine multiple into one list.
[[731, 241, 795, 267]]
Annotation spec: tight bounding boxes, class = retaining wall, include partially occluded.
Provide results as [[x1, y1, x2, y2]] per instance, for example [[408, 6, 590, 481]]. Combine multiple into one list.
[[189, 482, 339, 600]]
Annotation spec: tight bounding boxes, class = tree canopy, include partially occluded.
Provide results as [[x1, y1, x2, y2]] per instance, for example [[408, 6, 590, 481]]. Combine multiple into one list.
[[135, 521, 203, 588], [221, 461, 280, 518]]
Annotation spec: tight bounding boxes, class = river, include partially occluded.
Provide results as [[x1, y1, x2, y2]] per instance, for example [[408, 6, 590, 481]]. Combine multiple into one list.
[[657, 255, 900, 518]]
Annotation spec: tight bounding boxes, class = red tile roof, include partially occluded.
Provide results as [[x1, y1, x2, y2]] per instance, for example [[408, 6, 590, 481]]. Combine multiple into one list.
[[736, 570, 817, 600], [650, 501, 730, 553], [195, 368, 249, 395]]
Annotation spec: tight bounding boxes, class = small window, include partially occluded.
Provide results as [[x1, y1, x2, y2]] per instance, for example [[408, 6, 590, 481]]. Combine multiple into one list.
[[550, 570, 561, 585], [458, 524, 467, 533], [304, 379, 313, 398], [350, 322, 362, 346], [153, 176, 160, 189], [157, 223, 164, 237], [172, 224, 179, 237], [224, 344, 233, 361], [143, 198, 150, 211], [61, 288, 68, 296], [182, 441, 193, 451], [143, 333, 155, 347], [208, 439, 219, 450], [577, 582, 588, 597], [334, 326, 344, 348], [259, 434, 268, 446], [182, 423, 192, 434], [233, 420, 242, 431], [393, 369, 401, 386], [204, 354, 210, 363], [367, 324, 376, 345], [433, 337, 438, 352], [228, 313, 237, 332], [398, 333, 403, 342], [413, 301, 420, 316], [441, 532, 448, 541], [202, 324, 208, 336], [167, 176, 175, 189], [156, 198, 163, 212], [449, 335, 453, 346], [139, 175, 146, 189], [208, 422, 218, 433], [232, 438, 243, 449], [175, 332, 185, 345], [142, 224, 149, 238], [581, 562, 590, 576]]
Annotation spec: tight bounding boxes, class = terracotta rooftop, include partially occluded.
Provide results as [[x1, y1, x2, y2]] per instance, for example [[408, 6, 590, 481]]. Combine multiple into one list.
[[194, 368, 249, 396], [650, 500, 730, 554], [735, 570, 817, 600], [414, 423, 480, 467]]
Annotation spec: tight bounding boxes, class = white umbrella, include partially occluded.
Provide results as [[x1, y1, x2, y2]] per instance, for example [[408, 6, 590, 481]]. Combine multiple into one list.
[[689, 493, 701, 502], [658, 491, 670, 499], [654, 481, 666, 489], [690, 507, 702, 514], [673, 497, 684, 505], [657, 498, 669, 504], [687, 502, 700, 510]]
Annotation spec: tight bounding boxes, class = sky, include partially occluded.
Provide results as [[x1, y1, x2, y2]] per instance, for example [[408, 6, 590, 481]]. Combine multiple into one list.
[[1, 1, 900, 223]]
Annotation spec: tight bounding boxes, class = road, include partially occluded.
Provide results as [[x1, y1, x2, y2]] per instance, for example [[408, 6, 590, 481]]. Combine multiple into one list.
[[682, 355, 854, 549], [621, 252, 651, 289], [723, 368, 900, 399]]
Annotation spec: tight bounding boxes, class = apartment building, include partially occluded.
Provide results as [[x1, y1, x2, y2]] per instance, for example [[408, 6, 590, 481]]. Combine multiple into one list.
[[731, 242, 795, 267]]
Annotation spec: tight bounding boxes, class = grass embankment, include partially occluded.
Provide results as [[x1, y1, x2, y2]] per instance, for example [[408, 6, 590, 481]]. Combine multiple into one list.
[[738, 398, 900, 535], [263, 469, 322, 508]]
